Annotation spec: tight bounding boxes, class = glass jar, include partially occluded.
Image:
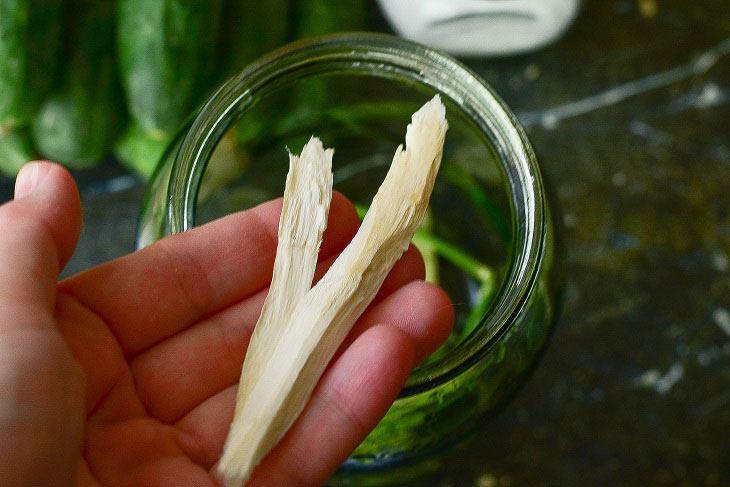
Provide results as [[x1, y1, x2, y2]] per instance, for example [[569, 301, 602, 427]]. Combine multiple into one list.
[[138, 33, 561, 484]]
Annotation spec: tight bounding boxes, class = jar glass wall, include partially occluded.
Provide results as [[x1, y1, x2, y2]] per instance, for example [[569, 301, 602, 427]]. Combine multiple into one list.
[[137, 33, 561, 484]]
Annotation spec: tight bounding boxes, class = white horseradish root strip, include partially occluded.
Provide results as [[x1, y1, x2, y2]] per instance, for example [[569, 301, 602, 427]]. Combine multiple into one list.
[[218, 95, 448, 486], [228, 135, 334, 436]]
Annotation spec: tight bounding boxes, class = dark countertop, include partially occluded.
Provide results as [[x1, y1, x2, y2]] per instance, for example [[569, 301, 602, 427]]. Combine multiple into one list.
[[1, 1, 728, 485], [441, 1, 730, 485]]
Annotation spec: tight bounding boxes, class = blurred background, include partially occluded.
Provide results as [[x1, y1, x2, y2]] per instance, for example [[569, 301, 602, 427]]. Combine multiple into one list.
[[1, 0, 730, 485]]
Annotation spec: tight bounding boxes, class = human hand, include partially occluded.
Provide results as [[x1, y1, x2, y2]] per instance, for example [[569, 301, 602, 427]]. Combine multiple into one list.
[[0, 162, 454, 486]]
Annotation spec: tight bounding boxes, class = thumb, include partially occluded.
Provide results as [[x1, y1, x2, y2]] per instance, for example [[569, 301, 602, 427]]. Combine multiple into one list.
[[12, 161, 83, 274], [0, 161, 82, 322]]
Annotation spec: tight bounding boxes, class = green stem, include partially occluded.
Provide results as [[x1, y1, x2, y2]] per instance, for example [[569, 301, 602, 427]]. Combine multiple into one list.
[[417, 208, 440, 284], [440, 163, 512, 242], [412, 231, 494, 285], [463, 280, 496, 336], [355, 202, 495, 286]]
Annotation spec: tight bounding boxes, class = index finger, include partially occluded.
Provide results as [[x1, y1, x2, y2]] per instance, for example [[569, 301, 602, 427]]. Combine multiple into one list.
[[58, 192, 360, 356]]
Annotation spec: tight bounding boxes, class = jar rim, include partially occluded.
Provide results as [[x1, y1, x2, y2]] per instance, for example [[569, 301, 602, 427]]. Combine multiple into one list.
[[167, 32, 546, 396]]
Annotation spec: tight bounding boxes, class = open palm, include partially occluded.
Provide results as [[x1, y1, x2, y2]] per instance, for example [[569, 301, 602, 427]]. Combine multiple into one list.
[[0, 163, 453, 486]]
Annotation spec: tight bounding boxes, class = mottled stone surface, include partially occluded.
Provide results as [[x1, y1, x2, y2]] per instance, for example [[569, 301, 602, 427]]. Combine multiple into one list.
[[436, 1, 730, 485], [1, 0, 728, 485]]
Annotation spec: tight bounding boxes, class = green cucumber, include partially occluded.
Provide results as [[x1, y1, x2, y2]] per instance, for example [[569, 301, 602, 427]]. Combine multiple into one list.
[[223, 0, 292, 147], [218, 0, 291, 79], [32, 1, 124, 168], [0, 127, 34, 177], [114, 123, 172, 180], [117, 0, 223, 137], [0, 0, 63, 130], [293, 0, 368, 111], [294, 0, 367, 37]]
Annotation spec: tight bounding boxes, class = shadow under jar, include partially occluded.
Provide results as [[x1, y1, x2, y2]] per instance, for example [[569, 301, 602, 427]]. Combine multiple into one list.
[[137, 33, 561, 485]]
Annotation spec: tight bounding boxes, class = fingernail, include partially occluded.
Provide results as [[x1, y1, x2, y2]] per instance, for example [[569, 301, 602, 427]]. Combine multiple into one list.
[[14, 162, 52, 199]]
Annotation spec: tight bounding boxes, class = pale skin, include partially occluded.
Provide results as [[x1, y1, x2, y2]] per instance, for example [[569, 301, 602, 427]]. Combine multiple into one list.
[[0, 161, 454, 486]]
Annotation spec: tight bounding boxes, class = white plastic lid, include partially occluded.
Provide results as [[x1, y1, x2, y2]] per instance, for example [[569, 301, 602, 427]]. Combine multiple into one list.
[[377, 0, 581, 57]]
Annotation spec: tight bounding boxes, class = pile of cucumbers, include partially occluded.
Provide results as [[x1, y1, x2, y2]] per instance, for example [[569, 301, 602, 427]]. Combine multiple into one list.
[[0, 0, 367, 178]]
